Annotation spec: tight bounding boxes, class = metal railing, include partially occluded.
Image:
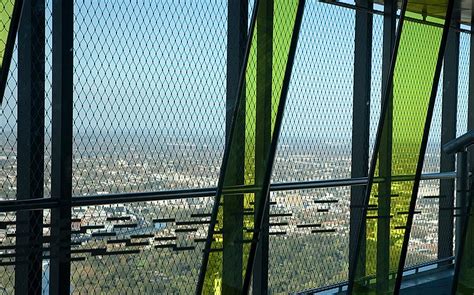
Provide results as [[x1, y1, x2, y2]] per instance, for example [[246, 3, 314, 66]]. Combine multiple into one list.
[[0, 172, 457, 212], [299, 256, 455, 294], [1, 0, 471, 293], [0, 171, 457, 293]]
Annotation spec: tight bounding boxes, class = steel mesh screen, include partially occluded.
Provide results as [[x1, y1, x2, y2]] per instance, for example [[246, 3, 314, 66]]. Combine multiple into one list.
[[0, 209, 52, 294], [0, 1, 472, 294], [457, 30, 470, 137], [369, 4, 449, 277], [273, 2, 354, 183], [70, 198, 213, 293], [269, 2, 354, 293], [0, 46, 17, 201], [0, 0, 53, 293], [268, 187, 350, 293], [0, 0, 54, 201], [72, 0, 227, 196], [404, 180, 440, 267]]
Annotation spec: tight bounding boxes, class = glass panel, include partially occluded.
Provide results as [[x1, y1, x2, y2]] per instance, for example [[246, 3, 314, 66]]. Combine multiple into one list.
[[201, 0, 300, 293], [0, 0, 15, 68], [353, 4, 449, 294], [0, 0, 17, 104]]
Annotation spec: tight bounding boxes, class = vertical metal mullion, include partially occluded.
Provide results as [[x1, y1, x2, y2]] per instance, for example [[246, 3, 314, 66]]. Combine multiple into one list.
[[222, 0, 247, 293], [377, 0, 396, 292], [439, 19, 459, 261], [15, 0, 45, 294], [196, 1, 260, 293], [381, 0, 396, 103], [395, 0, 455, 291], [451, 152, 472, 294], [243, 1, 305, 292], [49, 0, 73, 294], [464, 16, 474, 273], [253, 0, 273, 293], [468, 13, 474, 211], [348, 0, 402, 291], [350, 0, 372, 279]]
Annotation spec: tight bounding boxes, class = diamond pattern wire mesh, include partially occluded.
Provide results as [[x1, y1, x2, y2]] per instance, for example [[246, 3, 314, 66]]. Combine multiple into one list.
[[405, 179, 440, 267], [269, 2, 354, 293], [72, 0, 227, 196], [0, 59, 16, 201], [370, 10, 443, 174], [268, 187, 350, 293], [70, 198, 213, 294], [0, 1, 473, 294], [0, 0, 18, 201], [0, 0, 55, 201], [0, 0, 53, 293], [70, 0, 227, 292], [0, 0, 53, 199], [397, 24, 470, 291], [457, 31, 470, 137], [423, 69, 443, 174], [0, 211, 16, 294], [404, 60, 443, 269], [0, 1, 17, 283], [272, 2, 354, 183], [369, 8, 383, 162], [369, 6, 444, 275], [44, 0, 53, 198], [0, 209, 52, 295], [406, 28, 471, 269], [201, 0, 302, 291]]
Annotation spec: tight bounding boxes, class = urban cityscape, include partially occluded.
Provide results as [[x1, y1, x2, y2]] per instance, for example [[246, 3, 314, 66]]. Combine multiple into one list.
[[0, 132, 442, 293]]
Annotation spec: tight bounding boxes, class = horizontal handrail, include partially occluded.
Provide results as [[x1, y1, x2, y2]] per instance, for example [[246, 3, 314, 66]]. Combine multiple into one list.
[[443, 130, 474, 154], [0, 171, 457, 212], [297, 256, 455, 294]]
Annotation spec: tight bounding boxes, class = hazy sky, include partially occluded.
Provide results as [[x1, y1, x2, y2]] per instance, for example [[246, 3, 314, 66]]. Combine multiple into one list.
[[0, 0, 470, 142]]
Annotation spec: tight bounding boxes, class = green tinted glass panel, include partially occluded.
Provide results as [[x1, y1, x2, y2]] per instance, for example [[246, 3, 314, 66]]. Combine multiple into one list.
[[0, 1, 15, 71], [353, 7, 448, 294], [201, 0, 299, 294], [454, 179, 474, 294]]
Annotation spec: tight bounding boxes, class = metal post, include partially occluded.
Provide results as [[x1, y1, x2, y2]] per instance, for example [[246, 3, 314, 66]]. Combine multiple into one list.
[[376, 0, 396, 292], [49, 0, 73, 294], [253, 0, 273, 293], [196, 2, 260, 292], [350, 0, 372, 277], [469, 11, 474, 178], [222, 1, 247, 293], [15, 0, 45, 294], [439, 19, 459, 261], [468, 20, 474, 271], [243, 1, 305, 292], [456, 150, 469, 253]]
